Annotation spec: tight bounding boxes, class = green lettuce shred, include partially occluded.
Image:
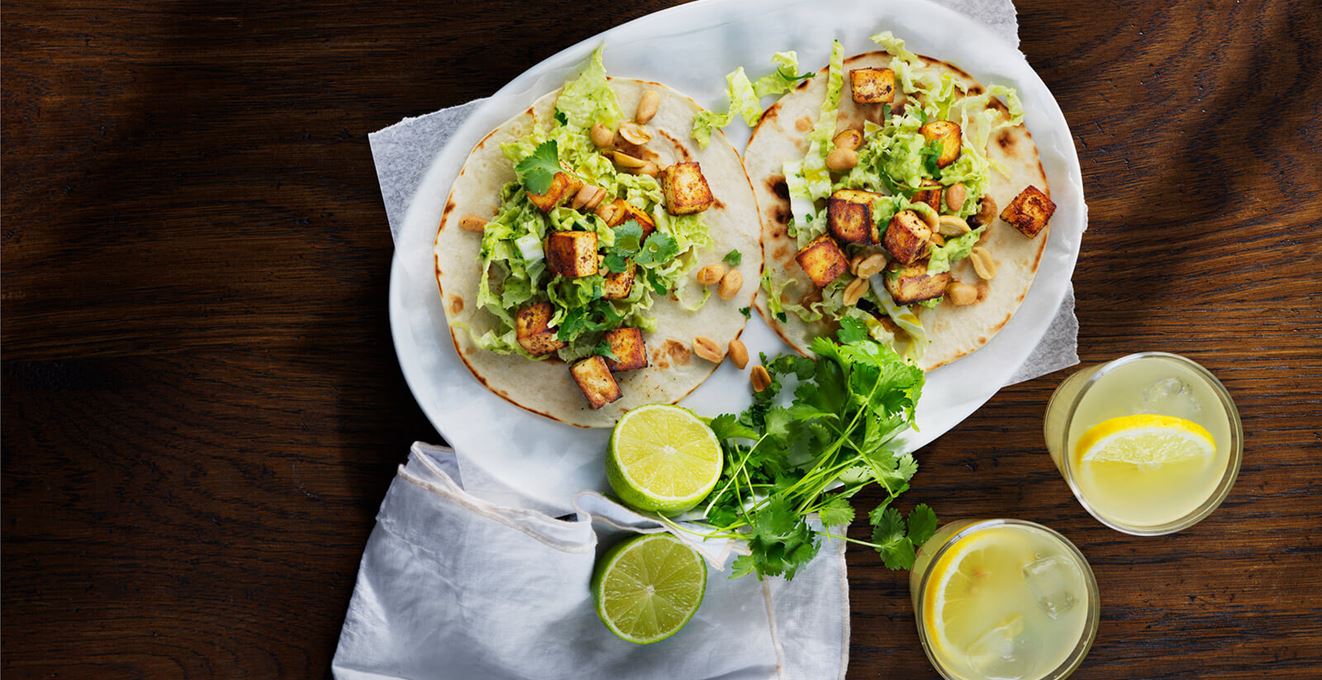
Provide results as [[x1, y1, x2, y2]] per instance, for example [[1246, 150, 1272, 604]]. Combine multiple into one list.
[[692, 51, 813, 147]]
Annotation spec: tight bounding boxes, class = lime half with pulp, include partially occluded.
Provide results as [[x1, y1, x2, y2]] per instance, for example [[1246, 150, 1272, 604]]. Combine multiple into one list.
[[606, 404, 722, 515], [592, 533, 707, 644]]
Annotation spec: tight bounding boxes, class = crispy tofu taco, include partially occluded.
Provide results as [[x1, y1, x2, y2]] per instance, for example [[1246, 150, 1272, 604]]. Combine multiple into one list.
[[436, 48, 762, 427], [744, 33, 1056, 370]]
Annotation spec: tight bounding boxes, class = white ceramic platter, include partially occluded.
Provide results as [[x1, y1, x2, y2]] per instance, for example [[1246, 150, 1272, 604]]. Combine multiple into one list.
[[389, 0, 1085, 513]]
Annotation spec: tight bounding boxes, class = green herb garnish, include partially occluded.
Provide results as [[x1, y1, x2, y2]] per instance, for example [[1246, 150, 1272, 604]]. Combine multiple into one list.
[[515, 140, 560, 194], [694, 329, 933, 579], [723, 249, 743, 267]]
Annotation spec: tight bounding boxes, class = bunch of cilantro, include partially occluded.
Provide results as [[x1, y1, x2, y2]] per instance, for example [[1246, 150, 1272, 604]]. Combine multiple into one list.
[[696, 319, 936, 580]]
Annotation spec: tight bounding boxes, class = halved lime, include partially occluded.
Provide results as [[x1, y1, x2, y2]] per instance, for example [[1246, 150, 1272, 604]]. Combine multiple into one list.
[[606, 404, 722, 515], [592, 533, 707, 644]]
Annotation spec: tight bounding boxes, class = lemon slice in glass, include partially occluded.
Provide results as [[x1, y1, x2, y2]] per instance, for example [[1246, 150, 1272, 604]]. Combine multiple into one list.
[[922, 529, 1030, 659], [1076, 414, 1215, 467]]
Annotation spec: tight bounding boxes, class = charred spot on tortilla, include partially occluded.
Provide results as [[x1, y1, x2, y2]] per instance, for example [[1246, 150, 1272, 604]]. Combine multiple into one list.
[[768, 175, 790, 200], [656, 129, 692, 162], [449, 296, 464, 315], [662, 338, 691, 366], [997, 128, 1016, 150], [795, 116, 813, 132]]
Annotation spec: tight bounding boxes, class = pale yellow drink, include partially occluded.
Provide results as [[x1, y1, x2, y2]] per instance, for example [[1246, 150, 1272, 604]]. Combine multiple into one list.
[[911, 520, 1099, 680], [1045, 353, 1242, 534]]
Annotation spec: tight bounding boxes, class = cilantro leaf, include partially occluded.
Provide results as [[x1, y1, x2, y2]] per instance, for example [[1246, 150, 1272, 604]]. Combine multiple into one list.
[[871, 507, 916, 569], [920, 138, 944, 178], [722, 249, 743, 267], [818, 496, 855, 528], [635, 231, 679, 267], [738, 306, 751, 318], [907, 503, 938, 549], [515, 140, 560, 195], [554, 110, 568, 125], [837, 316, 868, 344], [612, 220, 644, 254]]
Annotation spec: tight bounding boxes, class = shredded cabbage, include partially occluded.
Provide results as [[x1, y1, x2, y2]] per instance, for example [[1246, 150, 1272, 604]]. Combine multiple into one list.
[[785, 40, 845, 247], [692, 51, 812, 147], [928, 226, 985, 275]]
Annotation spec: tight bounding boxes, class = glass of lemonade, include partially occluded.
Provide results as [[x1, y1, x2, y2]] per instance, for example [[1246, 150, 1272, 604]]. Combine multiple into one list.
[[911, 519, 1100, 680], [1044, 352, 1243, 535]]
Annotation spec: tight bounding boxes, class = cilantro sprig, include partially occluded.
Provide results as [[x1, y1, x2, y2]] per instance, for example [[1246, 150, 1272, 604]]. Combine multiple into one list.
[[692, 323, 935, 579], [515, 140, 560, 195]]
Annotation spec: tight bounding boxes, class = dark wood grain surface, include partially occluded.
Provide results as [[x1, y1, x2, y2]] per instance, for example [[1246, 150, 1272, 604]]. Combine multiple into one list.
[[3, 0, 1319, 677]]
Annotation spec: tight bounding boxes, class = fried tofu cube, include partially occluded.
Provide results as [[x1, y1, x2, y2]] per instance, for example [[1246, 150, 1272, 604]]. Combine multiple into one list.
[[659, 162, 714, 215], [884, 260, 951, 305], [828, 189, 882, 244], [601, 198, 656, 242], [527, 172, 583, 212], [1000, 185, 1056, 238], [849, 68, 896, 104], [883, 209, 932, 265], [919, 120, 962, 168], [545, 230, 598, 278], [602, 327, 648, 372], [795, 235, 848, 288], [602, 262, 636, 300], [912, 179, 943, 213], [515, 301, 565, 356], [570, 355, 622, 409]]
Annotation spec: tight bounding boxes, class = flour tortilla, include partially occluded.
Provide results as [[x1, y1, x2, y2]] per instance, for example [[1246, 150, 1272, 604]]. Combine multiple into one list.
[[745, 51, 1049, 371], [435, 78, 762, 428]]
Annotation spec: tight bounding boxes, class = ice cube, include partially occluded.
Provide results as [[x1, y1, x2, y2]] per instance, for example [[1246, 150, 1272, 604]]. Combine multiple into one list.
[[1023, 555, 1081, 620], [1139, 377, 1201, 418], [967, 615, 1033, 680]]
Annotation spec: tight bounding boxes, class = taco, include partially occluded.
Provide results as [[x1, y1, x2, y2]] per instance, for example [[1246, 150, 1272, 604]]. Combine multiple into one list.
[[436, 48, 761, 427], [744, 33, 1056, 370]]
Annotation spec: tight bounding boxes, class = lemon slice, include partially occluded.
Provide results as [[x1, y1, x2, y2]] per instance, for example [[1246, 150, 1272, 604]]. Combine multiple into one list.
[[1076, 414, 1215, 467], [606, 404, 722, 515], [922, 529, 1030, 659]]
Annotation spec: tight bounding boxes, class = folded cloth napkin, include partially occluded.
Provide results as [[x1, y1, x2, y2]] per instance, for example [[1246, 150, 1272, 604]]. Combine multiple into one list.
[[332, 443, 848, 680]]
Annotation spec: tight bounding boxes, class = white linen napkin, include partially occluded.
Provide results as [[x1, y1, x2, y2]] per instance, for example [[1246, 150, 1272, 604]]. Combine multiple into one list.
[[332, 443, 848, 680]]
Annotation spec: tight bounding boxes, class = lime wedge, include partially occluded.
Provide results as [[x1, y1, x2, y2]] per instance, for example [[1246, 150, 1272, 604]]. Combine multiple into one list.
[[607, 404, 722, 514], [592, 533, 707, 644], [1076, 414, 1215, 466]]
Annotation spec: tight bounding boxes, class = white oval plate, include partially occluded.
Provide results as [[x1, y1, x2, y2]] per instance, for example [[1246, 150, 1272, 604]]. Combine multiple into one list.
[[389, 0, 1085, 513]]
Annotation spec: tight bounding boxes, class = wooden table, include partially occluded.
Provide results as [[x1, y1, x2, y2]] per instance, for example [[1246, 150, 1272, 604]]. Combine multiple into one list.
[[4, 1, 1319, 677]]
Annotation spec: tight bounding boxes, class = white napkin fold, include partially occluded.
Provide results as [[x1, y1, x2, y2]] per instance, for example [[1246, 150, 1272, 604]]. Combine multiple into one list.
[[332, 443, 848, 680]]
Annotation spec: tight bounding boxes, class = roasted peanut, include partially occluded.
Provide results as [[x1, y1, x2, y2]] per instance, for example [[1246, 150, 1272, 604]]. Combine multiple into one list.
[[612, 151, 647, 169], [938, 215, 972, 236], [946, 280, 978, 305], [750, 365, 772, 393], [594, 200, 622, 224], [970, 194, 998, 227], [631, 161, 660, 177], [970, 246, 998, 280], [693, 336, 724, 364], [696, 263, 728, 286], [825, 147, 859, 173], [832, 128, 863, 150], [571, 184, 600, 210], [918, 207, 940, 231], [636, 90, 660, 124], [459, 215, 487, 232], [728, 339, 749, 369], [590, 123, 615, 148], [618, 122, 652, 145], [855, 253, 888, 279], [945, 183, 968, 213], [718, 269, 744, 300], [584, 186, 608, 210], [843, 277, 869, 306]]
